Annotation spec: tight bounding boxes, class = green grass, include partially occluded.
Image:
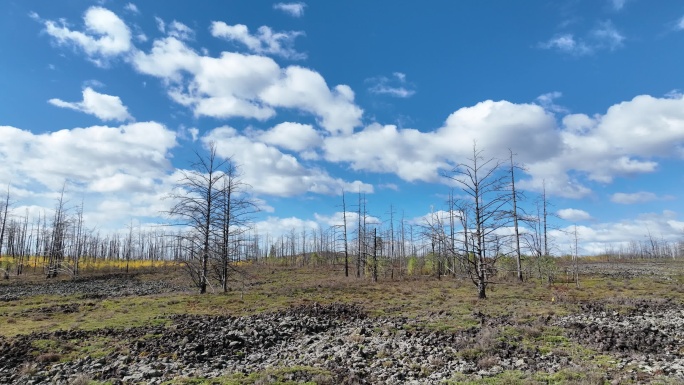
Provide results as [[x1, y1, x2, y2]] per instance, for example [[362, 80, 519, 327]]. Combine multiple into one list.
[[3, 263, 684, 338]]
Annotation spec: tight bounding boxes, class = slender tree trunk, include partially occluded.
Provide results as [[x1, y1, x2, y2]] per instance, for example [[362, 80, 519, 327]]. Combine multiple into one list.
[[342, 192, 349, 277], [510, 150, 523, 282], [0, 185, 10, 257], [372, 228, 378, 282]]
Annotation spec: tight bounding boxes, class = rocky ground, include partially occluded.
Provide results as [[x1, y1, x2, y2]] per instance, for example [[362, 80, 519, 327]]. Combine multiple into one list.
[[1, 268, 684, 384], [556, 298, 684, 379], [0, 302, 587, 385], [572, 261, 679, 280], [0, 274, 186, 302]]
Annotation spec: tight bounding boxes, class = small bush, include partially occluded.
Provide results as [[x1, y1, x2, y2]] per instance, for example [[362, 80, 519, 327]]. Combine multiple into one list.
[[36, 352, 61, 363], [477, 354, 499, 370]]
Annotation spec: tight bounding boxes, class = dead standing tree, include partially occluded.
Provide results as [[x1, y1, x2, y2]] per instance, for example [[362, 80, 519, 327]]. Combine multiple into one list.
[[166, 143, 228, 294], [46, 184, 70, 279], [213, 162, 258, 293], [445, 144, 511, 299]]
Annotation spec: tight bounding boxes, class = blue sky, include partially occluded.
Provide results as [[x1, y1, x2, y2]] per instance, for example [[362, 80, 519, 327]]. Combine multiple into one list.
[[3, 0, 684, 254]]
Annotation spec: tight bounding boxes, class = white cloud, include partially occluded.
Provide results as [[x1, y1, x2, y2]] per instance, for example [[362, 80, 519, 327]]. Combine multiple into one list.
[[591, 21, 625, 50], [153, 17, 193, 40], [557, 208, 592, 221], [540, 21, 624, 56], [0, 122, 179, 230], [168, 20, 194, 40], [610, 191, 658, 204], [411, 209, 462, 227], [188, 127, 199, 141], [325, 100, 559, 183], [273, 2, 307, 18], [379, 183, 399, 191], [323, 123, 441, 182], [205, 126, 372, 197], [677, 16, 684, 31], [260, 66, 362, 134], [124, 3, 139, 14], [254, 216, 319, 239], [535, 91, 569, 114], [551, 211, 684, 255], [367, 72, 415, 98], [314, 211, 380, 228], [323, 93, 684, 199], [132, 37, 362, 134], [154, 16, 165, 33], [521, 94, 684, 197], [49, 87, 134, 122], [0, 122, 176, 192], [43, 6, 132, 66], [257, 122, 321, 152], [210, 21, 305, 59], [539, 34, 591, 56]]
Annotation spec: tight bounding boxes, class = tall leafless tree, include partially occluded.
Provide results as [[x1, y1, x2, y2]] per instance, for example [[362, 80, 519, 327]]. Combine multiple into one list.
[[509, 150, 524, 282], [445, 143, 511, 299], [166, 142, 227, 294], [0, 184, 12, 258]]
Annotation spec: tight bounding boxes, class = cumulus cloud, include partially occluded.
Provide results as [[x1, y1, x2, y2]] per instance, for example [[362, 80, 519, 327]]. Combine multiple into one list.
[[520, 94, 684, 197], [367, 72, 415, 98], [0, 122, 179, 230], [324, 100, 559, 183], [210, 21, 305, 59], [132, 37, 362, 134], [323, 123, 441, 182], [42, 6, 132, 66], [41, 8, 361, 134], [257, 122, 321, 152], [273, 2, 307, 18], [557, 208, 592, 221], [205, 126, 372, 197], [552, 211, 684, 255], [48, 87, 134, 122], [324, 93, 684, 199], [610, 191, 658, 204]]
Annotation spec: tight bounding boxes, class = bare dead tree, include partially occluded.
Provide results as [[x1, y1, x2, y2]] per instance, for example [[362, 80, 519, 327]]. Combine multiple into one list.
[[0, 184, 12, 258], [357, 190, 362, 278], [573, 224, 580, 288], [509, 150, 524, 282], [341, 191, 350, 277], [444, 143, 511, 299], [46, 183, 70, 279], [214, 162, 258, 292], [166, 142, 227, 294]]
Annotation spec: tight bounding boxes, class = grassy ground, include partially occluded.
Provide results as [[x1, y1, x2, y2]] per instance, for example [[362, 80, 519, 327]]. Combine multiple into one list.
[[3, 259, 684, 384]]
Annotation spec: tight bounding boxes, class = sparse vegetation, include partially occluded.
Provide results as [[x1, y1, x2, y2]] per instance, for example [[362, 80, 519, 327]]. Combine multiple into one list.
[[0, 258, 684, 383]]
